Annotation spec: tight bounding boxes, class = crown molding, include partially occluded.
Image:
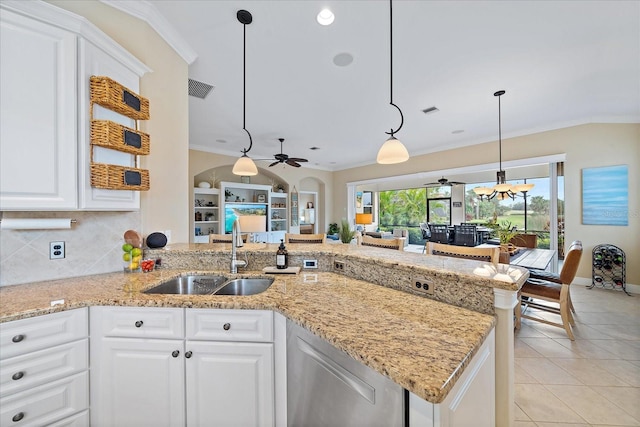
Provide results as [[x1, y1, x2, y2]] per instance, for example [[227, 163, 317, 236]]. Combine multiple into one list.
[[1, 0, 151, 76], [99, 0, 198, 65]]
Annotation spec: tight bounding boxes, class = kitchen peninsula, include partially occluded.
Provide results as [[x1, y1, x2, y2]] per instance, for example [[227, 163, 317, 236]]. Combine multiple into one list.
[[0, 243, 527, 426]]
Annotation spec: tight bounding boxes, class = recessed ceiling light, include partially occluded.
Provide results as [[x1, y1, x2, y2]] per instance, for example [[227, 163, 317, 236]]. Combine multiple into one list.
[[310, 146, 320, 150], [317, 9, 335, 26], [333, 53, 353, 67], [216, 139, 227, 144], [452, 130, 464, 134], [422, 106, 439, 114]]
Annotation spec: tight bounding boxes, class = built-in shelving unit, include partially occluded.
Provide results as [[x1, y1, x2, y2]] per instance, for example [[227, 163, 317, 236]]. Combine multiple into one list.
[[193, 188, 220, 243]]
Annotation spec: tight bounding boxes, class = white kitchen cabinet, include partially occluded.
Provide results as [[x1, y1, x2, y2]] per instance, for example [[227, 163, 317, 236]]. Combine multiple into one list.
[[0, 309, 89, 426], [90, 306, 276, 427], [0, 1, 150, 211], [185, 341, 274, 426], [0, 7, 78, 210]]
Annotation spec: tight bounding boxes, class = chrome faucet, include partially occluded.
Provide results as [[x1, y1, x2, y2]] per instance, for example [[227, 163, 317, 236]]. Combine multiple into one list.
[[230, 218, 247, 273]]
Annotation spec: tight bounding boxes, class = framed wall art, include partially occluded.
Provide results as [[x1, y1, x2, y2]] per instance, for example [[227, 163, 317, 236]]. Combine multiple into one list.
[[582, 165, 628, 226]]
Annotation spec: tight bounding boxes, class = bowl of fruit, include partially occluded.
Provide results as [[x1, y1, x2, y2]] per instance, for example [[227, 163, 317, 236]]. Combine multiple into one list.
[[141, 259, 155, 273]]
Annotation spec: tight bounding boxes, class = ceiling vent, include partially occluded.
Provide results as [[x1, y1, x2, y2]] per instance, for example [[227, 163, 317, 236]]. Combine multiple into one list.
[[188, 78, 214, 99], [422, 106, 439, 114]]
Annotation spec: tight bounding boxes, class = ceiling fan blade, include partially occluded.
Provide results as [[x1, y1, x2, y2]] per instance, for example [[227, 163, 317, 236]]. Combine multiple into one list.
[[289, 157, 308, 163], [268, 161, 280, 167], [286, 159, 302, 167]]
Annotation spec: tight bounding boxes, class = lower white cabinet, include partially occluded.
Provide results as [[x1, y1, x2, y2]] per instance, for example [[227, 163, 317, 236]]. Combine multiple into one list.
[[186, 341, 274, 426], [90, 306, 275, 427], [0, 309, 89, 426]]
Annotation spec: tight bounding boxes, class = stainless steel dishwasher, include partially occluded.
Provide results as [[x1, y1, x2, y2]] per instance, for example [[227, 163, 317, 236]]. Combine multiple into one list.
[[287, 320, 405, 426]]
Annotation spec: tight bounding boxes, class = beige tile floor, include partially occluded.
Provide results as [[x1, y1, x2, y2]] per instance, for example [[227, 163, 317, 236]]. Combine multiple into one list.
[[514, 284, 640, 427]]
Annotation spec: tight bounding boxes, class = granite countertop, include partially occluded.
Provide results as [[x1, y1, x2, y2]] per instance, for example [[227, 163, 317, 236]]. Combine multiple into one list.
[[0, 267, 495, 405]]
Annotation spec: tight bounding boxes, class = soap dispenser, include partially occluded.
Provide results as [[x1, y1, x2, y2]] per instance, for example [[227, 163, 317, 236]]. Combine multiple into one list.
[[276, 239, 288, 270]]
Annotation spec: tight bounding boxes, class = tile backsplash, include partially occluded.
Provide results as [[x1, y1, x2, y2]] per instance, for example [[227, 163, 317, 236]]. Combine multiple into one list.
[[0, 211, 140, 286]]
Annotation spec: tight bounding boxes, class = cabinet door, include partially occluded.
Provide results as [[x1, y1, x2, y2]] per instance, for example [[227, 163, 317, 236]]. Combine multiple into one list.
[[77, 39, 141, 210], [0, 9, 77, 210], [185, 341, 274, 427], [90, 338, 185, 427]]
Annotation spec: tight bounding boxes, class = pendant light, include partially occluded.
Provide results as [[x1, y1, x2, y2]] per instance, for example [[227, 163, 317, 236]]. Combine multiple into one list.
[[473, 90, 534, 200], [376, 0, 409, 164], [232, 9, 258, 176]]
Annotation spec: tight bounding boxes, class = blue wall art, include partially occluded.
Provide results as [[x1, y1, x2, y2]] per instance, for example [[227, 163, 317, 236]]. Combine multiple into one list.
[[582, 165, 628, 226]]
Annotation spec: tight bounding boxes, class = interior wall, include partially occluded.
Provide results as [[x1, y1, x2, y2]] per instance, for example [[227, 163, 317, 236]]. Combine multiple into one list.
[[333, 123, 640, 285], [189, 149, 334, 237], [49, 0, 190, 243]]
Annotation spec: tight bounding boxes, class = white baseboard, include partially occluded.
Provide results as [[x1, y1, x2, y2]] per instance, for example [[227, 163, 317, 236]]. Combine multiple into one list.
[[574, 276, 639, 294]]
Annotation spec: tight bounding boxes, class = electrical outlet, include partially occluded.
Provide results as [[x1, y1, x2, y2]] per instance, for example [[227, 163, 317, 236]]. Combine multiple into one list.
[[412, 277, 434, 295], [334, 260, 345, 271], [50, 241, 65, 259]]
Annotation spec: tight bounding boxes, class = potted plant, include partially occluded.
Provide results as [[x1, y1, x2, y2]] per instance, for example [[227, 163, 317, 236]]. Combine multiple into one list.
[[339, 219, 356, 244], [486, 220, 519, 263]]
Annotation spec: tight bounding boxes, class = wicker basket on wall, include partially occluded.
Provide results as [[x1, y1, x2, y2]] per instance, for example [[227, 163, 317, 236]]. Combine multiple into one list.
[[90, 163, 150, 191], [90, 120, 150, 156], [90, 76, 150, 120]]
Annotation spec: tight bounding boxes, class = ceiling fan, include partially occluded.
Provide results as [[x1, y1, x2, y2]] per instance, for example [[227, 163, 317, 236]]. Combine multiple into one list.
[[264, 138, 308, 168], [424, 176, 465, 187]]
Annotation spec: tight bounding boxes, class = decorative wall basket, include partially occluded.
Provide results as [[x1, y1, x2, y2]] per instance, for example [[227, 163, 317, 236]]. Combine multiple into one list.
[[90, 163, 150, 191], [90, 76, 150, 120], [90, 120, 150, 155]]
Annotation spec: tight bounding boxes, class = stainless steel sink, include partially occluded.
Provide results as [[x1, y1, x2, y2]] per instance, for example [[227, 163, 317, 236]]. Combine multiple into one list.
[[213, 278, 274, 296], [143, 275, 274, 296], [143, 275, 227, 295]]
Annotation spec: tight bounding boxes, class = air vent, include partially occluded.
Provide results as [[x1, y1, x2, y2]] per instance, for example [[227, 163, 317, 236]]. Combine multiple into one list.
[[422, 106, 439, 114], [188, 79, 214, 99]]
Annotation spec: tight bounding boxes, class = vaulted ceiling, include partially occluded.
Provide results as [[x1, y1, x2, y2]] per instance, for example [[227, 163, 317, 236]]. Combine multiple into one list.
[[135, 1, 638, 171]]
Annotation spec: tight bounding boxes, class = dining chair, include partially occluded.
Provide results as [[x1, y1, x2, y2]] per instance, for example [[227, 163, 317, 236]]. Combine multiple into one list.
[[515, 240, 583, 340], [453, 224, 478, 247], [510, 233, 537, 248], [285, 233, 326, 244], [361, 235, 405, 251], [425, 242, 499, 266], [209, 233, 248, 243], [429, 224, 450, 244]]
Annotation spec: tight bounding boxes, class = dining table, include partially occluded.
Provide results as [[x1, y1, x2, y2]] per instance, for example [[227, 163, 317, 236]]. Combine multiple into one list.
[[509, 247, 556, 270]]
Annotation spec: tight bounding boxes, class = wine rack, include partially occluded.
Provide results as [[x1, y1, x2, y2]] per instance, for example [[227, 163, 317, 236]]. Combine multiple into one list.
[[590, 244, 629, 295]]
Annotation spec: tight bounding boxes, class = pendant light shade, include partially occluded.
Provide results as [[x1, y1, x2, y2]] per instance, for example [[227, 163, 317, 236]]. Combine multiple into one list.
[[377, 0, 409, 165], [233, 9, 258, 177], [377, 136, 409, 164], [232, 153, 258, 176]]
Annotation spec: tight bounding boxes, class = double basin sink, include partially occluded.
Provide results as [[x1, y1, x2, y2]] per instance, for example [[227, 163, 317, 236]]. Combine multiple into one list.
[[143, 275, 274, 296]]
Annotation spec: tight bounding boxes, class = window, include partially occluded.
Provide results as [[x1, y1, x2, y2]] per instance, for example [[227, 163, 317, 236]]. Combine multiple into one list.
[[378, 188, 426, 228], [427, 187, 451, 225]]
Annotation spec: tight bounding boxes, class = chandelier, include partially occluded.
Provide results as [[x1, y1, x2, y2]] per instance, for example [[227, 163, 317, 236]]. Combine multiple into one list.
[[473, 90, 534, 201]]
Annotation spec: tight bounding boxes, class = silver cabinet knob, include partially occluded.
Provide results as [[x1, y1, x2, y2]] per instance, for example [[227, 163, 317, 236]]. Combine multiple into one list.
[[12, 372, 24, 381], [223, 323, 231, 331], [172, 350, 180, 358], [135, 320, 143, 328], [12, 334, 25, 343], [12, 412, 25, 422], [185, 351, 192, 359]]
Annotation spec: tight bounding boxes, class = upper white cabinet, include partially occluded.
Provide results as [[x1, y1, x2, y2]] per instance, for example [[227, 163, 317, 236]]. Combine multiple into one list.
[[0, 1, 150, 211], [0, 8, 78, 210]]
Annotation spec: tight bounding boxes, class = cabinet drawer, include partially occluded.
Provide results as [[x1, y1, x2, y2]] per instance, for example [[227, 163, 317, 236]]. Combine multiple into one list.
[[0, 371, 88, 427], [92, 306, 184, 339], [0, 309, 88, 360], [186, 309, 273, 342], [0, 339, 88, 398], [48, 410, 89, 427]]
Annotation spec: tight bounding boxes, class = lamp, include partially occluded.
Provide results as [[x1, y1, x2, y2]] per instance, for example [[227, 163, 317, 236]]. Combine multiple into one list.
[[473, 90, 534, 201], [232, 10, 258, 176], [376, 0, 409, 165], [355, 213, 373, 233]]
